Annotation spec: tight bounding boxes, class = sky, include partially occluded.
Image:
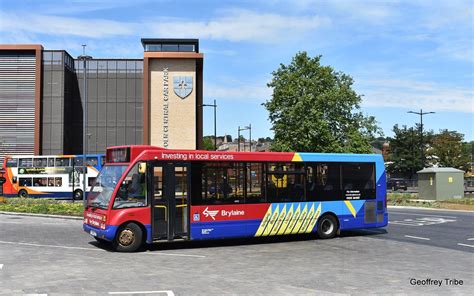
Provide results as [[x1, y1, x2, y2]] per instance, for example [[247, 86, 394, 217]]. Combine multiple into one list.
[[0, 0, 472, 142]]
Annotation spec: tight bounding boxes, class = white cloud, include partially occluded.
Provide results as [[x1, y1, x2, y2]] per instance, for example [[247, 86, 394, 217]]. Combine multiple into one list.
[[147, 9, 330, 43], [205, 82, 271, 102], [0, 9, 329, 43], [0, 12, 138, 38], [358, 78, 474, 113]]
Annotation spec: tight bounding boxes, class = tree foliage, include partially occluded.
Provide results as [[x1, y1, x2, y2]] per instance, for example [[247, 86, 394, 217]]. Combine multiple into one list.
[[387, 124, 429, 178], [428, 130, 470, 171], [202, 137, 215, 151], [263, 52, 380, 153]]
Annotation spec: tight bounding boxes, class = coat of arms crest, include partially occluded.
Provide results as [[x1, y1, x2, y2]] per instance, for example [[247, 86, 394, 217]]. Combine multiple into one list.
[[173, 76, 193, 99]]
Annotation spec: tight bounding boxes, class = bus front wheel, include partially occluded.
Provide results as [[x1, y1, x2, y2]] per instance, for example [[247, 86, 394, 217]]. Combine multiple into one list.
[[18, 189, 28, 198], [317, 214, 338, 239], [114, 222, 143, 252], [73, 189, 83, 200]]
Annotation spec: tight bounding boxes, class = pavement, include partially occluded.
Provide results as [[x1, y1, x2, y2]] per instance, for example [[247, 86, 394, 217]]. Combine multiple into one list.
[[0, 207, 472, 295]]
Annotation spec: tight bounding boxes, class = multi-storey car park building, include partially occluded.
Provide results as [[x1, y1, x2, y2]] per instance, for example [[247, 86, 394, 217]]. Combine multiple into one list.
[[0, 39, 203, 162]]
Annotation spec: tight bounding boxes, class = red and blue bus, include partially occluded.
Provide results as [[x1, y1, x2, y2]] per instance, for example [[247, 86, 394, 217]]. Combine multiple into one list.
[[84, 145, 387, 252], [2, 154, 104, 199]]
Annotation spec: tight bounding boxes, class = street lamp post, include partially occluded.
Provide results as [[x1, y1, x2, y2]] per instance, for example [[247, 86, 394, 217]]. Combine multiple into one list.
[[201, 99, 217, 150], [407, 109, 435, 168], [78, 45, 92, 205], [238, 125, 251, 152]]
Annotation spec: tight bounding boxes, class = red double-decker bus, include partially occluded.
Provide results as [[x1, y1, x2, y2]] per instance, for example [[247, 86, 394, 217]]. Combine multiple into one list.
[[83, 145, 387, 252]]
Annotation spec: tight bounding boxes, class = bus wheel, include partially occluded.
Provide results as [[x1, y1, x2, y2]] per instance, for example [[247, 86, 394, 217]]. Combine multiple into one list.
[[317, 214, 338, 239], [73, 189, 83, 200], [18, 189, 28, 198], [114, 222, 143, 252]]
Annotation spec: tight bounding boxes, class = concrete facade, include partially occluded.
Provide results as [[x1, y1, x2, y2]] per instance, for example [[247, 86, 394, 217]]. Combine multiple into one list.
[[149, 58, 196, 149]]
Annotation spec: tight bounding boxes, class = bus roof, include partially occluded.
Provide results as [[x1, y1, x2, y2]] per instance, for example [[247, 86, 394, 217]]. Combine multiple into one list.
[[107, 145, 383, 164]]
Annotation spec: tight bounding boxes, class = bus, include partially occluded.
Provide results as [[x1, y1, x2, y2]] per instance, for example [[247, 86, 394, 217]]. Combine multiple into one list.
[[2, 154, 105, 199], [84, 145, 387, 252]]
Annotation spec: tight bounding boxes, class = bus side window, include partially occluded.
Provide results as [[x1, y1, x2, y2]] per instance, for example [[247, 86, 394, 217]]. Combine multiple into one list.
[[55, 177, 62, 187], [48, 158, 55, 167], [48, 177, 55, 187], [86, 157, 98, 167], [19, 178, 32, 187], [100, 156, 106, 166]]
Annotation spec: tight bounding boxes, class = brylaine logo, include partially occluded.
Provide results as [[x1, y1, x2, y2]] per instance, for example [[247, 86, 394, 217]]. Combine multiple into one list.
[[202, 207, 219, 220]]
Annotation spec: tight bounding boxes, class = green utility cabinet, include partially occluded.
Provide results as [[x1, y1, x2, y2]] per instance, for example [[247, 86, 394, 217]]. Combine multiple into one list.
[[417, 168, 464, 200]]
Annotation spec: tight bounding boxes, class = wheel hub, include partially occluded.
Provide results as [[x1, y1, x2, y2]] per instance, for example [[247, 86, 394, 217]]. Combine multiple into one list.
[[118, 229, 135, 246], [321, 219, 334, 235]]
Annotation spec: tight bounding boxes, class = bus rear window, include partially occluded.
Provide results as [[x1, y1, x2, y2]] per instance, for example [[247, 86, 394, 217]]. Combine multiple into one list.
[[6, 158, 18, 167]]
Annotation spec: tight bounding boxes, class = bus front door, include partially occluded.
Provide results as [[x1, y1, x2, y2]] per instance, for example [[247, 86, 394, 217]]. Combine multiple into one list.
[[151, 163, 189, 241]]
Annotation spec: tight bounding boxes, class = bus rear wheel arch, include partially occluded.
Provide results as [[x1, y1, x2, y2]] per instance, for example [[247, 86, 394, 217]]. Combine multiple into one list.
[[114, 222, 144, 252], [18, 189, 28, 198], [317, 214, 339, 239], [73, 189, 83, 200]]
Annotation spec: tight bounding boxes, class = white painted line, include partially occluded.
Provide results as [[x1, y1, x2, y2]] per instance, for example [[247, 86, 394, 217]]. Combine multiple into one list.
[[0, 221, 22, 224], [404, 235, 430, 241], [108, 290, 174, 295], [467, 238, 474, 241], [457, 243, 474, 248], [0, 264, 3, 270], [0, 240, 205, 258], [389, 212, 457, 219], [0, 240, 103, 252], [144, 251, 205, 258], [24, 294, 48, 296]]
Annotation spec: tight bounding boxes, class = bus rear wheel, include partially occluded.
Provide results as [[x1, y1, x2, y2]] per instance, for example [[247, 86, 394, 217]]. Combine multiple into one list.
[[18, 189, 28, 198], [317, 214, 338, 239], [73, 189, 83, 200], [114, 222, 143, 252]]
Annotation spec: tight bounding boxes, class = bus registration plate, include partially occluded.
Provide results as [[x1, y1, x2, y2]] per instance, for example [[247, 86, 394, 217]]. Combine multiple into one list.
[[90, 230, 97, 237]]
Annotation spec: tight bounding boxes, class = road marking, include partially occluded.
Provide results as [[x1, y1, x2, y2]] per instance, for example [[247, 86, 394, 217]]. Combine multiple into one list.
[[109, 291, 174, 295], [404, 235, 430, 241], [0, 264, 3, 269], [457, 243, 474, 248], [0, 240, 205, 258], [390, 217, 456, 227], [0, 221, 22, 224], [0, 240, 104, 252], [467, 238, 474, 241], [144, 251, 205, 258], [389, 212, 457, 219]]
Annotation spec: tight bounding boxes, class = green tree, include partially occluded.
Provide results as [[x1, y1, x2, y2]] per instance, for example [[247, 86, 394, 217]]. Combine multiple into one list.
[[428, 130, 470, 171], [387, 124, 433, 178], [202, 137, 214, 151], [263, 52, 380, 153]]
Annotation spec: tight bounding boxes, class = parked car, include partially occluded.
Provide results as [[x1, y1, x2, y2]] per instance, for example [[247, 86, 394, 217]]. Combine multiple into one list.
[[387, 178, 408, 192]]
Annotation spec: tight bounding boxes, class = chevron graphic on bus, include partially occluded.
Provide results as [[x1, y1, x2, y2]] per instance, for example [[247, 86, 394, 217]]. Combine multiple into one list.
[[203, 207, 219, 220]]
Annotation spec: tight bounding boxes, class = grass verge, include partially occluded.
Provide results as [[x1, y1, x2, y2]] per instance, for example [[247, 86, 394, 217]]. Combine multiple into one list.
[[387, 193, 474, 211], [0, 197, 83, 216]]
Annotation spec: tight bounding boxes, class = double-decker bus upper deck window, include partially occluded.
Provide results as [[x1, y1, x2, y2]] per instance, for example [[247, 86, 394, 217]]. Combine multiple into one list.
[[6, 158, 18, 167], [19, 158, 33, 168], [55, 158, 70, 167], [86, 157, 98, 167], [74, 157, 83, 166], [33, 158, 47, 168]]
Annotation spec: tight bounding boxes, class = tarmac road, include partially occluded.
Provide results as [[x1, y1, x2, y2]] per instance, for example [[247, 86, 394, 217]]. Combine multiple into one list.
[[0, 207, 472, 295]]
